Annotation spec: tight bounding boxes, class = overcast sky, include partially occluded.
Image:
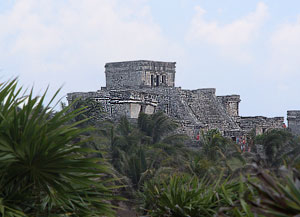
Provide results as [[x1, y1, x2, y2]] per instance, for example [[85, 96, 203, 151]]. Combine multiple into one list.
[[1, 0, 300, 119]]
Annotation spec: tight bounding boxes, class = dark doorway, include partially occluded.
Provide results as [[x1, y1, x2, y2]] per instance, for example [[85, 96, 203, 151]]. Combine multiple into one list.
[[156, 75, 159, 86], [162, 75, 166, 84], [140, 105, 146, 113], [151, 75, 154, 87]]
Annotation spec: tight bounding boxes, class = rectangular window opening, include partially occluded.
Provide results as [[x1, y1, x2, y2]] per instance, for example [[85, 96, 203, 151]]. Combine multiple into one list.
[[151, 75, 154, 87], [162, 75, 166, 84]]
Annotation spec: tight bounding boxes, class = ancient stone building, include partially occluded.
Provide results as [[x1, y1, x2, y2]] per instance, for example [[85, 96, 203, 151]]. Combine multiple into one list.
[[105, 61, 176, 89], [67, 60, 285, 140], [287, 111, 300, 136]]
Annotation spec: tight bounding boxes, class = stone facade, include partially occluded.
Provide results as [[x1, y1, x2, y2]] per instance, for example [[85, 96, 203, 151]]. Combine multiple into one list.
[[287, 111, 300, 135], [105, 60, 176, 89], [236, 116, 284, 135], [67, 60, 285, 140], [217, 95, 240, 117]]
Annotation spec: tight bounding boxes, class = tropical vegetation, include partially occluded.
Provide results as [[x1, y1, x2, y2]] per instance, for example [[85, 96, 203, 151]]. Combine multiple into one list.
[[1, 79, 300, 216], [0, 80, 117, 216]]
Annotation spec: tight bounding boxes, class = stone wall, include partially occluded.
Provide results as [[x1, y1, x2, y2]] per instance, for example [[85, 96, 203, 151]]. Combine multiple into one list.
[[237, 116, 284, 135], [217, 95, 241, 117], [287, 110, 300, 135], [179, 89, 241, 133], [67, 89, 158, 120], [105, 60, 176, 89]]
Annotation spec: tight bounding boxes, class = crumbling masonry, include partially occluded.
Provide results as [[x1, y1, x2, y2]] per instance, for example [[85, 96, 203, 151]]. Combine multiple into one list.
[[67, 60, 298, 140], [287, 111, 300, 136]]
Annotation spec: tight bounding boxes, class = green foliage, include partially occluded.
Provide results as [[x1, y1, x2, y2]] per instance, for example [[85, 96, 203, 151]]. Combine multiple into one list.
[[94, 112, 190, 192], [201, 129, 230, 162], [72, 98, 104, 126], [255, 129, 294, 167], [124, 148, 147, 188], [0, 79, 116, 216], [186, 155, 221, 179], [59, 93, 300, 216], [5, 78, 300, 216], [248, 168, 300, 216], [102, 121, 300, 216], [138, 111, 181, 144], [109, 117, 147, 188], [141, 174, 252, 217]]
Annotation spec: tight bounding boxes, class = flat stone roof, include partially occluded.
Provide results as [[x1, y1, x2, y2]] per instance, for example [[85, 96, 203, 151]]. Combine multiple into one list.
[[105, 60, 176, 69]]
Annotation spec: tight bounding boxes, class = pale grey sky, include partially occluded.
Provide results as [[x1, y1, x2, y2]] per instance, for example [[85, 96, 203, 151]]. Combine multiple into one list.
[[1, 0, 300, 119]]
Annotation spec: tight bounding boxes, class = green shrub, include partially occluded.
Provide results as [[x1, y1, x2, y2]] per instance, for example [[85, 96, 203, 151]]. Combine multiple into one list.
[[248, 168, 300, 216], [0, 80, 116, 216], [141, 174, 252, 217]]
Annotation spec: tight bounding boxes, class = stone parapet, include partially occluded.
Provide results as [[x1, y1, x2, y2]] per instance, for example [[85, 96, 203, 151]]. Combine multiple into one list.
[[287, 110, 300, 120], [105, 60, 176, 72]]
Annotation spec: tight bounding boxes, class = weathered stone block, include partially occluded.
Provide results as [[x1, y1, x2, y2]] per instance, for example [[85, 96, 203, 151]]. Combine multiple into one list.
[[287, 110, 300, 135]]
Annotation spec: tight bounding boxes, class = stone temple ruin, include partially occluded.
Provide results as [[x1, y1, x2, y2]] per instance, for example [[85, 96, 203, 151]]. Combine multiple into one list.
[[67, 60, 300, 140], [287, 111, 300, 136]]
